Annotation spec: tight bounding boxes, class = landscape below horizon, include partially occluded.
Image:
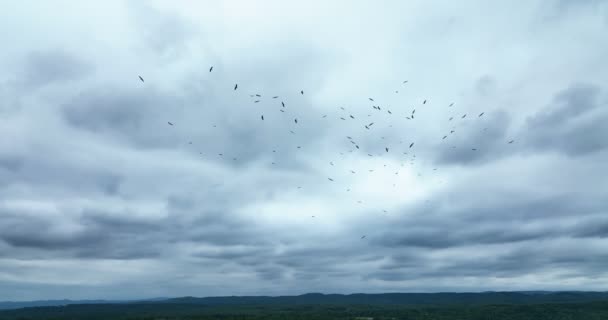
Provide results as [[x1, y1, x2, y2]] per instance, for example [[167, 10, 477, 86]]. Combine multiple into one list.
[[3, 292, 608, 319]]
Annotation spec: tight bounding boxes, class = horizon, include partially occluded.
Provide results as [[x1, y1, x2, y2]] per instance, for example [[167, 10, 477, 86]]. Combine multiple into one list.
[[3, 290, 608, 303], [1, 0, 607, 301]]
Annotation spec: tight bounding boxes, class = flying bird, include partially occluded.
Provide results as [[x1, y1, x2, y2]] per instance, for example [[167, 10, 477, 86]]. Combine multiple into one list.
[[254, 100, 260, 103], [300, 90, 304, 95], [294, 118, 298, 124], [261, 115, 264, 120], [328, 177, 334, 181], [234, 84, 238, 90], [449, 102, 454, 107], [478, 112, 485, 117], [361, 235, 366, 239], [369, 98, 374, 101], [403, 80, 408, 83], [281, 101, 285, 107], [423, 99, 427, 104], [385, 147, 389, 152], [167, 121, 174, 126], [138, 75, 144, 82], [209, 66, 213, 72], [462, 114, 467, 119], [273, 96, 279, 99], [255, 94, 261, 97], [409, 142, 414, 148], [443, 136, 447, 139], [350, 115, 355, 119], [508, 140, 514, 144]]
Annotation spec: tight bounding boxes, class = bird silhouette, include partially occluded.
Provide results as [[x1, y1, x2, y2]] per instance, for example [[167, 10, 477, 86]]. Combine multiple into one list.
[[234, 84, 238, 90], [209, 66, 213, 72], [138, 76, 144, 82]]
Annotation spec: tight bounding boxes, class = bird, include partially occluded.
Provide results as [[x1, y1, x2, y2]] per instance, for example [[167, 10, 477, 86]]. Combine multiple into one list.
[[294, 118, 298, 124], [387, 110, 392, 114], [508, 140, 514, 144], [280, 109, 285, 112], [449, 117, 453, 121], [328, 178, 334, 181], [261, 115, 264, 120], [361, 235, 366, 239], [255, 94, 261, 97], [273, 96, 279, 99], [350, 170, 356, 173], [234, 84, 238, 90], [449, 102, 454, 107], [472, 148, 477, 151], [209, 66, 213, 72], [167, 121, 174, 126], [409, 142, 414, 148], [385, 147, 389, 152], [330, 162, 334, 166], [281, 101, 285, 107], [322, 115, 327, 118], [254, 100, 260, 103], [341, 117, 346, 120], [442, 136, 447, 139], [403, 80, 408, 83], [478, 112, 484, 117], [423, 99, 427, 104], [300, 90, 304, 95], [369, 98, 374, 101], [350, 115, 355, 119], [138, 75, 144, 82], [462, 114, 467, 119]]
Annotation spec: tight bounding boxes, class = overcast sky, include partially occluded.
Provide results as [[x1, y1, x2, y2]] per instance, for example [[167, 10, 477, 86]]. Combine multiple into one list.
[[1, 0, 608, 301]]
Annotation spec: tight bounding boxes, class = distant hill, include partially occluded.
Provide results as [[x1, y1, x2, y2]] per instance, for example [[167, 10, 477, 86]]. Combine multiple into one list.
[[2, 292, 608, 310], [0, 298, 166, 310], [0, 300, 112, 310], [159, 291, 608, 306]]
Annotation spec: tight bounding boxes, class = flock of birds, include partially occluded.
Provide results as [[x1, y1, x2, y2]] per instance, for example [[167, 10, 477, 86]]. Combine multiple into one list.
[[137, 69, 515, 240]]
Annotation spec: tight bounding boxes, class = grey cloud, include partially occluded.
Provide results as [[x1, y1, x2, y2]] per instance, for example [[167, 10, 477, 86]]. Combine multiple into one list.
[[1, 0, 608, 300], [522, 83, 608, 156], [20, 50, 93, 89]]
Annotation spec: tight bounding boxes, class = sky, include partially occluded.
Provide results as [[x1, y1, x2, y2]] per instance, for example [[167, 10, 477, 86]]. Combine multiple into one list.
[[0, 0, 608, 301]]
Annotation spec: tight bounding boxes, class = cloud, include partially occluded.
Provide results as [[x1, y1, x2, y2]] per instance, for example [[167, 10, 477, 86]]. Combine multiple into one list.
[[0, 0, 607, 300], [522, 83, 608, 156]]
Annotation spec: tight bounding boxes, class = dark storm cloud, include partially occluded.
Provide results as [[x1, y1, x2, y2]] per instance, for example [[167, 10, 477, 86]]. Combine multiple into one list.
[[522, 83, 608, 156]]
